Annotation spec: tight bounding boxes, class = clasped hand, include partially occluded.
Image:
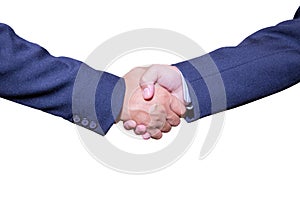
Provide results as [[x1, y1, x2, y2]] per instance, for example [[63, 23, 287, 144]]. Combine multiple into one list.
[[117, 65, 186, 140]]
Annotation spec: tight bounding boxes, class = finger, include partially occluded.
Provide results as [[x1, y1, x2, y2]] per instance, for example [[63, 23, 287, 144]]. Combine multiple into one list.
[[161, 122, 172, 133], [142, 132, 151, 140], [140, 68, 158, 100], [148, 104, 167, 129], [151, 130, 163, 140], [147, 128, 161, 137], [123, 120, 137, 130], [134, 125, 147, 135], [167, 112, 181, 127], [170, 96, 186, 117], [142, 84, 155, 100]]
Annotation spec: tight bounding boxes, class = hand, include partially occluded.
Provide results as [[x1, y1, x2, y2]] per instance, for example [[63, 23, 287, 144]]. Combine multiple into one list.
[[140, 64, 184, 102], [119, 67, 185, 139], [123, 64, 186, 138]]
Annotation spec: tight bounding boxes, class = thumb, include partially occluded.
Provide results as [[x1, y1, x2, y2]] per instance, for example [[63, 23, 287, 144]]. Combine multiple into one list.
[[141, 83, 155, 100], [140, 68, 158, 100]]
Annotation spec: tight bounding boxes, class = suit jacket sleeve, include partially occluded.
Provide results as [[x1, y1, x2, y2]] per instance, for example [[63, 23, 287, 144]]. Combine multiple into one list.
[[0, 23, 125, 135], [175, 7, 300, 122]]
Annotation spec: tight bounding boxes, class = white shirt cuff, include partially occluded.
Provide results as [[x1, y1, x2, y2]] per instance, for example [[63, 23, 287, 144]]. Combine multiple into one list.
[[179, 71, 193, 110]]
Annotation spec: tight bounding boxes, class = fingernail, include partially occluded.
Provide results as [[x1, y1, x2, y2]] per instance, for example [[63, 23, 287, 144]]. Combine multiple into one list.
[[142, 133, 151, 140], [136, 125, 146, 134], [143, 88, 150, 98]]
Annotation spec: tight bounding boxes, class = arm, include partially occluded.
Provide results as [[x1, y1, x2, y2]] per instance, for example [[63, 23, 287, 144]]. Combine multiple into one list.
[[176, 8, 300, 121], [0, 23, 124, 135], [0, 23, 183, 136], [125, 7, 300, 132]]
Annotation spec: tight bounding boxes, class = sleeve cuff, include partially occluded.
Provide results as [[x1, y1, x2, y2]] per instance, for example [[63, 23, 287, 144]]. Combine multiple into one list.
[[72, 63, 125, 136], [173, 53, 227, 122]]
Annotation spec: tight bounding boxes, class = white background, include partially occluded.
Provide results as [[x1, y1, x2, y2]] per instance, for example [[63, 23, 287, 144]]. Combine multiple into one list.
[[0, 0, 300, 199]]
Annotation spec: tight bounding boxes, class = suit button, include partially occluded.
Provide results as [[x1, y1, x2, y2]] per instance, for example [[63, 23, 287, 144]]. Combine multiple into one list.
[[73, 115, 81, 123], [89, 121, 97, 129], [81, 118, 89, 127]]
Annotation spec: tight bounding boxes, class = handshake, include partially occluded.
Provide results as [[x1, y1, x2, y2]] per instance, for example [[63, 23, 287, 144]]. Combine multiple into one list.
[[2, 15, 300, 142], [117, 64, 189, 140]]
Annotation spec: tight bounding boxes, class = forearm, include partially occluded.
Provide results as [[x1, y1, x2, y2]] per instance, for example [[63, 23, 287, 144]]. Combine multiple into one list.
[[0, 23, 125, 135], [175, 9, 300, 121]]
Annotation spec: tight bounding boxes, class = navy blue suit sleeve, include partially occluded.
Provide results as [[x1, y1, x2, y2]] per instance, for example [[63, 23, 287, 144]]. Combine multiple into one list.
[[0, 23, 125, 135], [175, 8, 300, 122]]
